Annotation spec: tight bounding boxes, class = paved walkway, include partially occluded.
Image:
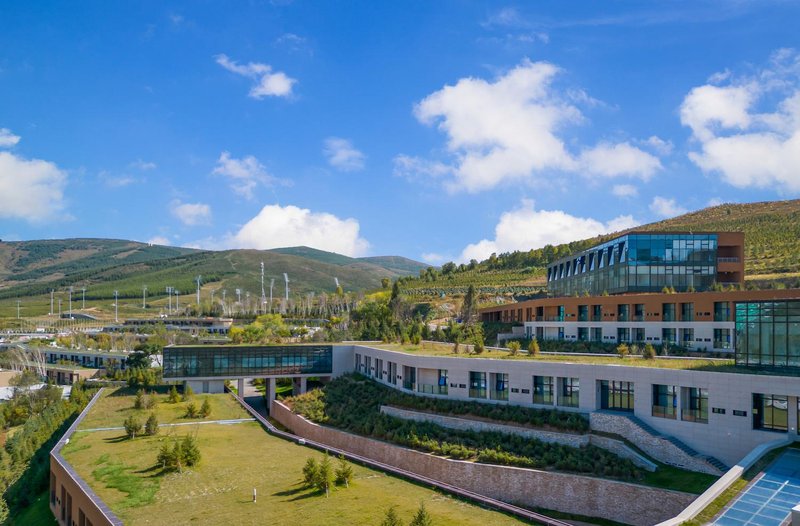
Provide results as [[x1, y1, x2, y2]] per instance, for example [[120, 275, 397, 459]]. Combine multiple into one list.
[[80, 418, 255, 432], [712, 448, 800, 526]]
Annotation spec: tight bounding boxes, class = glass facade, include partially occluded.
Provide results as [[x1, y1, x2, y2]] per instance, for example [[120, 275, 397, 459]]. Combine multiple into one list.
[[600, 380, 634, 412], [491, 373, 509, 401], [163, 345, 333, 378], [682, 387, 708, 424], [652, 384, 677, 419], [533, 375, 554, 404], [547, 233, 719, 297], [469, 371, 487, 399], [735, 301, 800, 367], [753, 393, 788, 432], [558, 377, 579, 407]]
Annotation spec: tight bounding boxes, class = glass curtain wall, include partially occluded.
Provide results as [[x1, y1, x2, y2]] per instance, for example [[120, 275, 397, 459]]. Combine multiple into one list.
[[735, 301, 800, 367]]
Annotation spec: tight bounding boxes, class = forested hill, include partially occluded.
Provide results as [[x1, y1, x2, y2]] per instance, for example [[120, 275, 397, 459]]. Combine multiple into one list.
[[0, 239, 426, 304], [400, 199, 800, 296]]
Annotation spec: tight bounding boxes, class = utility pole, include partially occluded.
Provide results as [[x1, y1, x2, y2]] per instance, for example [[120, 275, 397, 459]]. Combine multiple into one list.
[[142, 285, 147, 309], [269, 278, 275, 314], [175, 291, 180, 312], [68, 286, 73, 317], [82, 287, 86, 309], [113, 290, 119, 322], [260, 262, 266, 314], [195, 275, 202, 307], [16, 300, 20, 320], [166, 286, 173, 314], [58, 299, 62, 318], [222, 289, 227, 316], [50, 290, 54, 316]]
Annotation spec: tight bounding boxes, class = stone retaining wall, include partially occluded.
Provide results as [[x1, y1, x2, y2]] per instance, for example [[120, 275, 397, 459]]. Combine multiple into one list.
[[274, 401, 694, 526], [590, 412, 720, 475], [381, 405, 657, 471]]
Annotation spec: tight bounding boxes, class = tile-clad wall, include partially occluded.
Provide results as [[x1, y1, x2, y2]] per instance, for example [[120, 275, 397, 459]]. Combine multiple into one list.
[[352, 345, 800, 465]]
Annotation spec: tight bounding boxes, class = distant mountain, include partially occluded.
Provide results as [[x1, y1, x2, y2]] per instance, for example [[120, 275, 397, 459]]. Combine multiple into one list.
[[0, 240, 426, 306]]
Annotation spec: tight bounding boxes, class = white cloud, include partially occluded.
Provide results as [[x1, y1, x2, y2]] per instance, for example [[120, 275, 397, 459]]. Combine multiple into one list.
[[403, 60, 661, 193], [0, 128, 21, 148], [171, 200, 212, 226], [147, 236, 171, 246], [215, 54, 296, 99], [681, 49, 800, 192], [649, 196, 688, 218], [644, 135, 674, 155], [392, 155, 453, 183], [483, 7, 525, 28], [578, 142, 661, 180], [459, 200, 638, 263], [612, 184, 638, 198], [0, 151, 67, 223], [212, 151, 284, 199], [228, 204, 369, 257], [323, 137, 365, 171], [129, 159, 156, 170], [421, 253, 449, 265]]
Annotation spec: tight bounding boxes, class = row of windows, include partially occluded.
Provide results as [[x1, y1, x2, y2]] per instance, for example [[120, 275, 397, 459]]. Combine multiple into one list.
[[163, 346, 333, 378]]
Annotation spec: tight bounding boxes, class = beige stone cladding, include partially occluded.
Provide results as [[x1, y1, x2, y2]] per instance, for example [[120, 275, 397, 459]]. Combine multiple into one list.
[[272, 400, 694, 526]]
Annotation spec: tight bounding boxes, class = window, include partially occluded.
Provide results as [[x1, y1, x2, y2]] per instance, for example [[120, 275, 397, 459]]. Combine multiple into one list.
[[662, 328, 677, 344], [491, 373, 509, 401], [558, 377, 579, 408], [680, 302, 694, 321], [712, 407, 726, 414], [680, 328, 694, 345], [735, 300, 800, 367], [388, 362, 397, 385], [714, 301, 730, 322], [713, 328, 731, 350], [753, 393, 788, 432], [578, 305, 589, 322], [577, 327, 589, 341], [618, 304, 629, 322], [469, 371, 486, 399], [600, 380, 634, 412], [591, 327, 602, 342], [533, 376, 554, 405], [662, 303, 676, 322], [682, 387, 708, 424], [733, 410, 747, 417], [652, 384, 677, 419], [592, 305, 602, 322], [634, 304, 645, 321], [632, 328, 645, 342], [617, 327, 630, 343], [364, 356, 372, 376], [402, 366, 416, 391], [376, 359, 384, 381]]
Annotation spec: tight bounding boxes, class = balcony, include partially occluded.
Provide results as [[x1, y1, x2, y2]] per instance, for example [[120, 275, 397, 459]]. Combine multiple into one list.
[[681, 408, 708, 424], [652, 405, 677, 419], [418, 384, 448, 395], [490, 389, 509, 401], [469, 388, 486, 399]]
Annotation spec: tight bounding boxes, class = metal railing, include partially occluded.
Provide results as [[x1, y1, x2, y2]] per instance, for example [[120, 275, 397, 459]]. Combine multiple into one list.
[[418, 384, 448, 395], [230, 392, 571, 526]]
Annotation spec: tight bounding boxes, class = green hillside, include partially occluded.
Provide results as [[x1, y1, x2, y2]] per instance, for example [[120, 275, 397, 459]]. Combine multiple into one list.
[[271, 247, 429, 277], [0, 239, 423, 319], [400, 199, 800, 298]]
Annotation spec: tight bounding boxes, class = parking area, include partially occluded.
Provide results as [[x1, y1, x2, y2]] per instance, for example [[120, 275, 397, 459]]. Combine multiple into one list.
[[713, 448, 800, 526]]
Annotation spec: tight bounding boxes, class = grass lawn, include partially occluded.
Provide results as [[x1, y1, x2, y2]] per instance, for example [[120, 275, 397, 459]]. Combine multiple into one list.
[[76, 387, 250, 430], [371, 343, 741, 371], [62, 389, 529, 526], [8, 491, 57, 526]]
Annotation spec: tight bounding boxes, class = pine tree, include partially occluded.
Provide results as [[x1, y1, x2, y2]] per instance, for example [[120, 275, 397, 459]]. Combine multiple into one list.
[[200, 398, 212, 418], [380, 506, 403, 526], [157, 442, 173, 469], [302, 458, 319, 487], [124, 415, 142, 439], [185, 401, 199, 418], [334, 455, 353, 487], [316, 454, 334, 497], [409, 502, 433, 526], [145, 412, 159, 435], [168, 385, 180, 403], [181, 434, 201, 467], [134, 389, 145, 410], [183, 385, 194, 402]]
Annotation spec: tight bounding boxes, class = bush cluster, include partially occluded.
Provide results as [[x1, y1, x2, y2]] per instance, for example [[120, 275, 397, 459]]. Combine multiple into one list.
[[287, 375, 639, 480], [156, 435, 201, 472]]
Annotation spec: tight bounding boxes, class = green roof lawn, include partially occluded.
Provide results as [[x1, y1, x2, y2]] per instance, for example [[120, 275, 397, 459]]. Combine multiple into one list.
[[62, 388, 529, 526]]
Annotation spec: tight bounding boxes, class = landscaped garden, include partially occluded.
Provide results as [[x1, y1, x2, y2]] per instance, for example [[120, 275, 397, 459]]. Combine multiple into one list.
[[61, 387, 531, 525], [286, 374, 718, 493]]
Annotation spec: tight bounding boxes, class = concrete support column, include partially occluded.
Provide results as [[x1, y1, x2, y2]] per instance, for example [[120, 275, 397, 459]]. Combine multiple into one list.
[[237, 378, 245, 396], [299, 377, 307, 394], [789, 396, 798, 435], [266, 377, 276, 414]]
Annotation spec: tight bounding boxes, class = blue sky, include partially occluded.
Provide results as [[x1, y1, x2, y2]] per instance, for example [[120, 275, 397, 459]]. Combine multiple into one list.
[[1, 1, 799, 264]]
